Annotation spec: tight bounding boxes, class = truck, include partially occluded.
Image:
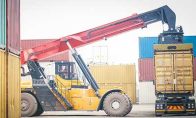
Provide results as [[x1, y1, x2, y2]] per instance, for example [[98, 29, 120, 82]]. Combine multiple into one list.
[[154, 44, 196, 116], [20, 5, 187, 117]]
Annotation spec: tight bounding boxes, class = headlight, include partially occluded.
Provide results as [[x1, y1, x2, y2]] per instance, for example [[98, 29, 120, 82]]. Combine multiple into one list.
[[188, 104, 190, 107], [191, 104, 194, 108], [188, 106, 191, 109]]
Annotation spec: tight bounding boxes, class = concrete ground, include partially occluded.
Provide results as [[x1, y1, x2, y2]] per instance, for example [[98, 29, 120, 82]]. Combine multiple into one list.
[[23, 104, 196, 118]]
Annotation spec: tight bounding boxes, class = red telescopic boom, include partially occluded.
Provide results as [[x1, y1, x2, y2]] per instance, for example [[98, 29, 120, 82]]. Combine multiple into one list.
[[21, 5, 180, 64]]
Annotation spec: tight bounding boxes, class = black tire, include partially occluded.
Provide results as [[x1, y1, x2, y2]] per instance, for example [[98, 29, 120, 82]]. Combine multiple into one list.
[[33, 103, 44, 116], [103, 92, 132, 117], [155, 113, 162, 117], [21, 93, 38, 117]]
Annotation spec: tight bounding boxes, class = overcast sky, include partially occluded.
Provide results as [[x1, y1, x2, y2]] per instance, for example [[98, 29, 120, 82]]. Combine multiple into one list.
[[21, 0, 196, 65]]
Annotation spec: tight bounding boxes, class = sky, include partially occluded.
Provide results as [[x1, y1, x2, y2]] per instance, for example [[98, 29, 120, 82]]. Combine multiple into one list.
[[21, 0, 196, 65]]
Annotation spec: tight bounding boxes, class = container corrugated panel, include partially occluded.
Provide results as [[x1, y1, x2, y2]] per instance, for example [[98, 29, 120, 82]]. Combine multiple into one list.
[[154, 44, 194, 94], [6, 0, 20, 55], [139, 81, 156, 104], [21, 39, 70, 61], [183, 36, 196, 57], [138, 58, 155, 81], [0, 0, 6, 49], [7, 53, 20, 118], [99, 83, 136, 103], [139, 36, 196, 58], [89, 64, 136, 84], [139, 37, 158, 58], [0, 49, 7, 118]]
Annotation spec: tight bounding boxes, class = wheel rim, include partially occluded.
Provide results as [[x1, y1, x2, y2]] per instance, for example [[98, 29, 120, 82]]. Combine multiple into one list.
[[21, 99, 30, 111], [111, 101, 120, 110]]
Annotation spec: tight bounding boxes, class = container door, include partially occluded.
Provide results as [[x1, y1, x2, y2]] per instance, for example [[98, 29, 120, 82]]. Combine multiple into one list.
[[174, 53, 193, 92], [155, 54, 174, 92]]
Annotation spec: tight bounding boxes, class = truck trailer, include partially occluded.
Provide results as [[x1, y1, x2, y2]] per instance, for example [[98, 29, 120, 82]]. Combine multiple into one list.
[[154, 44, 196, 116]]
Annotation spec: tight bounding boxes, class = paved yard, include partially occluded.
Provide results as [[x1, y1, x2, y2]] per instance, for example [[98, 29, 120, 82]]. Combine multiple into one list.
[[23, 104, 196, 118]]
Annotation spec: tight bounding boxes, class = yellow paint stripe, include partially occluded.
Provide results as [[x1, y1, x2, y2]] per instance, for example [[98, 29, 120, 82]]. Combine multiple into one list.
[[155, 110, 164, 112], [186, 110, 195, 111]]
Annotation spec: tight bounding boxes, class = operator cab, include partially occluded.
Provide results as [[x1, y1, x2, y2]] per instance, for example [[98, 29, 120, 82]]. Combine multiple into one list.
[[54, 61, 88, 88], [55, 62, 77, 80]]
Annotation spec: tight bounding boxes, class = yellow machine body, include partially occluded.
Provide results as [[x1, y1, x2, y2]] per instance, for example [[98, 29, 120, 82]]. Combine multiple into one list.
[[54, 75, 120, 110], [21, 75, 123, 111]]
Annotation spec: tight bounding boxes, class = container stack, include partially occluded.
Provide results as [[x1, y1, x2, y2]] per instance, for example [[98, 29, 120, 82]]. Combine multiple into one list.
[[0, 0, 20, 118], [138, 36, 196, 104]]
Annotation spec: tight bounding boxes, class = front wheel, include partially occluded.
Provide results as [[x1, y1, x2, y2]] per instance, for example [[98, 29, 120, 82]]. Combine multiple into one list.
[[21, 93, 38, 117], [103, 92, 132, 117], [34, 103, 44, 116]]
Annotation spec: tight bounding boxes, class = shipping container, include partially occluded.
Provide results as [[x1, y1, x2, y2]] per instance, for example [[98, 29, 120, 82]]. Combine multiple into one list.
[[0, 51, 21, 118], [0, 49, 7, 118], [21, 39, 70, 61], [99, 83, 136, 103], [139, 37, 158, 58], [89, 64, 136, 84], [154, 44, 194, 94], [138, 58, 155, 81], [6, 0, 20, 55], [184, 36, 196, 57], [0, 0, 6, 49], [89, 64, 136, 103], [9, 54, 21, 117], [139, 81, 156, 104], [7, 53, 20, 118], [139, 36, 196, 58]]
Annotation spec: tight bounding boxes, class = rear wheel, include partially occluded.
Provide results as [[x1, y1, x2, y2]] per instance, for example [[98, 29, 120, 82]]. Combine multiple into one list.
[[103, 92, 132, 117], [21, 93, 38, 117]]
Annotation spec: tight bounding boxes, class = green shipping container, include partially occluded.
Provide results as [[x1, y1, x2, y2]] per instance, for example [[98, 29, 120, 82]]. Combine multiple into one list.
[[0, 0, 6, 49]]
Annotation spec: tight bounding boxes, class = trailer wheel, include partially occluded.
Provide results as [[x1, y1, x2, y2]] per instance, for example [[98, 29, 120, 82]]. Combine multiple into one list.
[[21, 93, 38, 117], [103, 92, 132, 117]]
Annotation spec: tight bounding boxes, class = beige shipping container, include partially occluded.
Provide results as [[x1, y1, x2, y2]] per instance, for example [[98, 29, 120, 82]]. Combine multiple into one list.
[[0, 50, 21, 118], [89, 64, 136, 84], [89, 64, 136, 103], [7, 53, 21, 118], [154, 44, 194, 95], [0, 50, 7, 118]]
